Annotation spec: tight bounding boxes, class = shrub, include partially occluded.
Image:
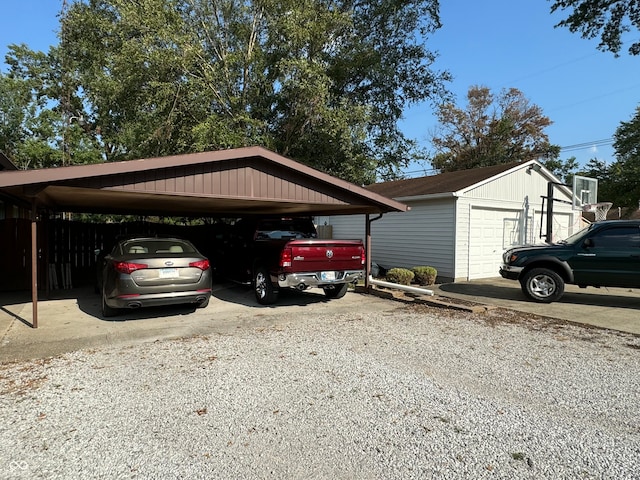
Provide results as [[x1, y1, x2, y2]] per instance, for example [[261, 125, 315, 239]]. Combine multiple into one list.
[[412, 266, 437, 286], [385, 268, 414, 285]]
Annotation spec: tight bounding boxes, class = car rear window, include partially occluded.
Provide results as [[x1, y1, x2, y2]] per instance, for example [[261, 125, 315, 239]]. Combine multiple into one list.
[[122, 239, 196, 254]]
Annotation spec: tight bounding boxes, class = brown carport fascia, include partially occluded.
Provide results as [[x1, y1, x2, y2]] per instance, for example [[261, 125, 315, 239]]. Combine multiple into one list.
[[0, 146, 408, 216], [0, 146, 409, 328]]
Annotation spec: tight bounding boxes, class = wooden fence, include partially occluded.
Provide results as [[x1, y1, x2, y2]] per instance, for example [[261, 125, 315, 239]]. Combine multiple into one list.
[[0, 219, 222, 292]]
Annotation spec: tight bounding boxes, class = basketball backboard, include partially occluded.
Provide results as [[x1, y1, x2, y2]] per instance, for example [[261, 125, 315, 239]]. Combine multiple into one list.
[[572, 175, 598, 210]]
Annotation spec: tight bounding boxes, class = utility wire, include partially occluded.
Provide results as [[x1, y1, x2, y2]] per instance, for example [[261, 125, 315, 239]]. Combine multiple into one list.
[[560, 138, 614, 152]]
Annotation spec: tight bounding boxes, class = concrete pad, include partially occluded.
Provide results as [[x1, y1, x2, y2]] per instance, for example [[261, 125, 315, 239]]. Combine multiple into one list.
[[2, 278, 638, 364], [432, 277, 640, 335], [0, 283, 402, 363]]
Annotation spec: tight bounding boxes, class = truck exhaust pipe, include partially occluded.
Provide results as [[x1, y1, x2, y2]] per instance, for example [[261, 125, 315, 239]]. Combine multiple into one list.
[[296, 283, 308, 291]]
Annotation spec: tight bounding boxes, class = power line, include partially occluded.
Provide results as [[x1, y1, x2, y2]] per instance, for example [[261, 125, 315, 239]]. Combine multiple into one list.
[[560, 138, 614, 152]]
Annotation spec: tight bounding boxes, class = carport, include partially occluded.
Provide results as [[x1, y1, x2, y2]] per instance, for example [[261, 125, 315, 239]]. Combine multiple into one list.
[[0, 146, 408, 327]]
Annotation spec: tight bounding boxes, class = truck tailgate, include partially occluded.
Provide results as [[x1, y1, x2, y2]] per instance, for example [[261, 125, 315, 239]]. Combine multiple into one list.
[[286, 240, 364, 271]]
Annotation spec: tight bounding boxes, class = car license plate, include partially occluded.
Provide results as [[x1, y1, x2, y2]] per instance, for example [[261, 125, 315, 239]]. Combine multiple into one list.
[[159, 268, 179, 278], [321, 271, 336, 281]]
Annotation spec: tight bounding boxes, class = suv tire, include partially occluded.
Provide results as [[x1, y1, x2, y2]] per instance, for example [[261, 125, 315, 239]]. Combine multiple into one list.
[[520, 268, 565, 303]]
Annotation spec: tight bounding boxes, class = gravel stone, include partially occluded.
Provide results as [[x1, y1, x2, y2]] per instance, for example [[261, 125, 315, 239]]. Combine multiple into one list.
[[1, 303, 639, 479]]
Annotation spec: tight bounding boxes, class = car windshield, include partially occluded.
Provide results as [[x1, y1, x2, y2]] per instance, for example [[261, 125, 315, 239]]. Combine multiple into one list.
[[121, 239, 196, 255], [556, 224, 596, 245]]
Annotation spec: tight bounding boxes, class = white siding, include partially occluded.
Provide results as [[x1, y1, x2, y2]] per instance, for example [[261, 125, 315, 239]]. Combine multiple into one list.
[[314, 215, 366, 241], [320, 165, 581, 284], [318, 198, 457, 280], [464, 167, 573, 204]]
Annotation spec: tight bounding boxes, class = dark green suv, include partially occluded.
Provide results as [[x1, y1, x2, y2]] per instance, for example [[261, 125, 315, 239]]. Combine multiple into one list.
[[500, 220, 640, 303]]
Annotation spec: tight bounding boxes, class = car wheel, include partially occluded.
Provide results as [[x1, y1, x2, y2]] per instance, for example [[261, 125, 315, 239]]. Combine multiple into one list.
[[101, 288, 118, 318], [323, 283, 349, 299], [254, 266, 277, 305], [520, 268, 564, 303]]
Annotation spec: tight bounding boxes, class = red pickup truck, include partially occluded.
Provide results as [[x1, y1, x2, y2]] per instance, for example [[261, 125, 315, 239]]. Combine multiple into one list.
[[219, 217, 365, 304]]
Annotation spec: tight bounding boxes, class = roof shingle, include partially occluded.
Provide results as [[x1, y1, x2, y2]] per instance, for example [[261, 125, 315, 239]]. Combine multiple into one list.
[[366, 162, 524, 198]]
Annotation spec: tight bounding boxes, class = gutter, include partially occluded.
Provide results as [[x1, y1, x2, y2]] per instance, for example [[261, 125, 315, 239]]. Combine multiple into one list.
[[393, 192, 459, 202]]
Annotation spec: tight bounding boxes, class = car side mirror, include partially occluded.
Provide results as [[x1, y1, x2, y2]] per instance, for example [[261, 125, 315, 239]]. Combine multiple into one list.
[[583, 238, 594, 248]]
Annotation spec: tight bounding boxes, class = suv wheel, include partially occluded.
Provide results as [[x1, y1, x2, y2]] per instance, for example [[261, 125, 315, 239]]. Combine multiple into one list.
[[520, 268, 564, 303]]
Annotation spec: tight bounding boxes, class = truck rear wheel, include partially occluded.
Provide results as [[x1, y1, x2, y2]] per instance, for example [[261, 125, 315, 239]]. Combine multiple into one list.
[[520, 268, 564, 303], [323, 283, 349, 299], [254, 266, 278, 305]]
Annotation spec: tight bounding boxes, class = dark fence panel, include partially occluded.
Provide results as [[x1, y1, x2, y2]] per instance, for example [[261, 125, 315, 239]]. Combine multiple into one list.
[[0, 218, 34, 291], [0, 218, 224, 292]]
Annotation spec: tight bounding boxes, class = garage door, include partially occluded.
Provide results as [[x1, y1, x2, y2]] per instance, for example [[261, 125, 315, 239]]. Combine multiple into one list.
[[468, 207, 524, 280]]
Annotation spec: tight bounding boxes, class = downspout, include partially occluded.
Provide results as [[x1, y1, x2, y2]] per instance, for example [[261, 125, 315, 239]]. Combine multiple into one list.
[[364, 213, 383, 289], [31, 200, 38, 328]]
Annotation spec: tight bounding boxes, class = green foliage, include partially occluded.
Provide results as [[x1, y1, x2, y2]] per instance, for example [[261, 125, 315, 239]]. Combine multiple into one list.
[[430, 86, 557, 172], [1, 0, 451, 185], [385, 268, 414, 285], [610, 106, 640, 211], [540, 156, 579, 185], [573, 107, 640, 214], [551, 1, 640, 56], [411, 266, 437, 286]]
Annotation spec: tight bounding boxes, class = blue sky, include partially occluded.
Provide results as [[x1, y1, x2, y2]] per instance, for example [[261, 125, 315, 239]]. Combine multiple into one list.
[[1, 0, 639, 175]]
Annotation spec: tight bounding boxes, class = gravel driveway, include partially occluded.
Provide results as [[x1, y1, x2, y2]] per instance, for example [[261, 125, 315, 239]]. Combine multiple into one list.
[[1, 299, 639, 479]]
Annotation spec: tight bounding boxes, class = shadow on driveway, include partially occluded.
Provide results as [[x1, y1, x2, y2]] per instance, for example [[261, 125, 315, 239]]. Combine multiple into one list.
[[434, 278, 640, 334]]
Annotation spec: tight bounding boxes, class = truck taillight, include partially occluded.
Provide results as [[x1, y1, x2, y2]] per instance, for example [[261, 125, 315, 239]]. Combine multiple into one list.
[[361, 249, 366, 265], [280, 248, 292, 267]]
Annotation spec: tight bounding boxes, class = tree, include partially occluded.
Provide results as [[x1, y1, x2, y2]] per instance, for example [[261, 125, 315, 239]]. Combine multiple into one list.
[[550, 0, 640, 56], [571, 107, 640, 214], [429, 86, 558, 172], [2, 0, 451, 185], [610, 105, 640, 209], [1, 43, 105, 169], [541, 156, 579, 184]]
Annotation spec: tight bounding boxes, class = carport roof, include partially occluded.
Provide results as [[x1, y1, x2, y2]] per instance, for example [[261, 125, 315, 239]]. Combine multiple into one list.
[[0, 146, 408, 216]]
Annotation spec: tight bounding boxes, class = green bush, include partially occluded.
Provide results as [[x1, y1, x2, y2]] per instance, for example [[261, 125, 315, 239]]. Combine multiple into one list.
[[385, 268, 414, 285], [412, 266, 437, 286]]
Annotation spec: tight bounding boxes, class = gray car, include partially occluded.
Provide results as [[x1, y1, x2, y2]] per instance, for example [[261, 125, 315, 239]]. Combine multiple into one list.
[[99, 236, 212, 317]]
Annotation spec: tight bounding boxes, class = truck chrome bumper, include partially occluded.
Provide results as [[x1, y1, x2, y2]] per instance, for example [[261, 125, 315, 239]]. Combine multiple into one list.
[[499, 264, 523, 280], [278, 270, 364, 288]]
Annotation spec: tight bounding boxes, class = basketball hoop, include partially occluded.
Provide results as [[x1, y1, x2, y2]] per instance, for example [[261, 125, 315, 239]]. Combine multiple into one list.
[[582, 202, 613, 222]]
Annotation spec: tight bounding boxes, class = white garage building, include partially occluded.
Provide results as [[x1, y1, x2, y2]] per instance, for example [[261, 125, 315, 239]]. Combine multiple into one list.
[[316, 160, 580, 282]]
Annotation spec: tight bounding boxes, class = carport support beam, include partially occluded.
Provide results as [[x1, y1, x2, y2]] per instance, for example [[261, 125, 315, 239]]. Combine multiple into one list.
[[365, 213, 383, 290], [31, 201, 38, 328]]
